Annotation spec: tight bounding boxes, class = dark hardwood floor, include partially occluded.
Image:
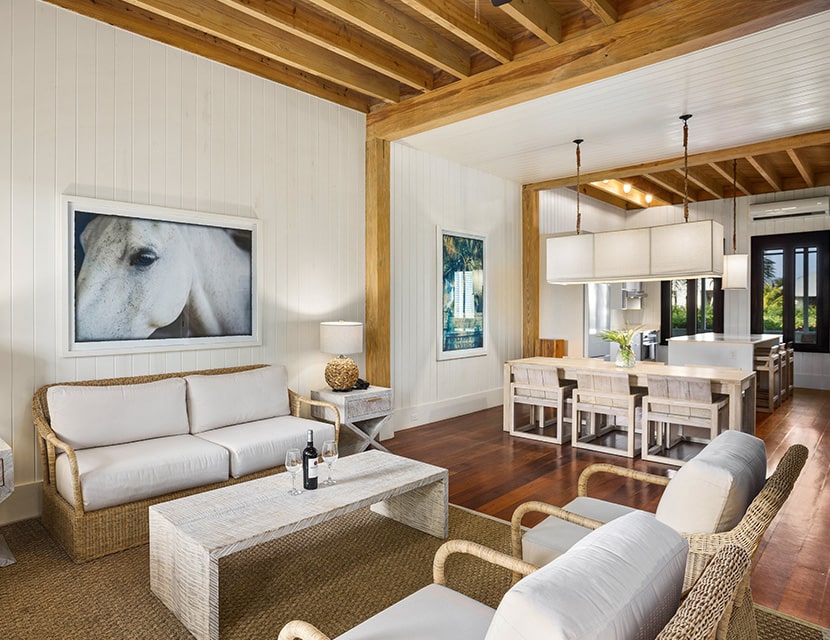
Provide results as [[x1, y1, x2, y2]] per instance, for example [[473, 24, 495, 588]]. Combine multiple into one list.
[[384, 388, 830, 628]]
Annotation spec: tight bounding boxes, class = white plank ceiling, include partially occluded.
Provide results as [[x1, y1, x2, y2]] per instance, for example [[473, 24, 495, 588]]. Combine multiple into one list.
[[399, 10, 830, 186]]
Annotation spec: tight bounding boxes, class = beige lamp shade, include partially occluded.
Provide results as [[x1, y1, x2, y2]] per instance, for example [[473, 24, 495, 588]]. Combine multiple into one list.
[[320, 321, 363, 391], [722, 253, 749, 290]]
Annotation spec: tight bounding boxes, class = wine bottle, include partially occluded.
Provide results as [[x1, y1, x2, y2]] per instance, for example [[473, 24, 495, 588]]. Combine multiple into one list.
[[302, 429, 319, 490]]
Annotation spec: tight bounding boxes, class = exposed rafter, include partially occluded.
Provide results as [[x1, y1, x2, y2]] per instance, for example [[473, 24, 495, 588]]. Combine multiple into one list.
[[576, 0, 618, 25], [497, 0, 562, 46], [786, 148, 815, 187]]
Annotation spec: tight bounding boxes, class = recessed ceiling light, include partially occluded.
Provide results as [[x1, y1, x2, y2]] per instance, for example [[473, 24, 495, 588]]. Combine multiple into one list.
[[623, 183, 632, 193], [645, 193, 653, 204]]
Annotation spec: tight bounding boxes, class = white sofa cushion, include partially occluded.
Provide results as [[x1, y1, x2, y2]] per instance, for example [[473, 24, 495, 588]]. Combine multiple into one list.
[[47, 378, 189, 450], [195, 415, 335, 478], [656, 430, 767, 533], [521, 496, 636, 565], [55, 434, 229, 511], [488, 511, 687, 640], [186, 365, 291, 434], [336, 584, 495, 640]]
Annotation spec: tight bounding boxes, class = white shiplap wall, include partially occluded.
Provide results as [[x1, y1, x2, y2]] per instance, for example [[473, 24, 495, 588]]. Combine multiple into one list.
[[0, 0, 366, 524], [389, 143, 523, 431]]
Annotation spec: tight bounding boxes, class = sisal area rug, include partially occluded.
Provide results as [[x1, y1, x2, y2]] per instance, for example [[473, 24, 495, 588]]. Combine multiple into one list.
[[0, 505, 826, 639]]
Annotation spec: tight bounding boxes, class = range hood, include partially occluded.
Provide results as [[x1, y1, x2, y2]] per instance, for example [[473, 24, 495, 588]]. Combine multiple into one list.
[[547, 220, 724, 285]]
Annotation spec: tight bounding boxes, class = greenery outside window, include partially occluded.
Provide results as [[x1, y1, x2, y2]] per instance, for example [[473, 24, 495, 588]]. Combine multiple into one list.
[[751, 231, 829, 353], [660, 278, 723, 344]]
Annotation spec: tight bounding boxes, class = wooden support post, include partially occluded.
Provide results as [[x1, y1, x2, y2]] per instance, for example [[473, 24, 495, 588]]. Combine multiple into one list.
[[366, 136, 391, 387], [522, 186, 539, 358]]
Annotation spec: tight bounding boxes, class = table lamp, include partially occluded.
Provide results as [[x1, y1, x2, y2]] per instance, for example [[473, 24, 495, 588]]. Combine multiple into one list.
[[320, 321, 363, 391]]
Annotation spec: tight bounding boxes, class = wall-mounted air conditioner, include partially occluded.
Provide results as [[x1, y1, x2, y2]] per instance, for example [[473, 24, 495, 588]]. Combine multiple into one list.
[[750, 197, 829, 221]]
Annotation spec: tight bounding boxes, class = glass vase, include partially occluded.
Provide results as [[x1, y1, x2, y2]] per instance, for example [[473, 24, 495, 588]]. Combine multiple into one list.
[[615, 344, 636, 368]]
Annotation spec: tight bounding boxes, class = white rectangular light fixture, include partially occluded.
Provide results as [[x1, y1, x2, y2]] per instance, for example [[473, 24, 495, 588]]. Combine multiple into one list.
[[547, 220, 724, 285], [722, 253, 749, 289]]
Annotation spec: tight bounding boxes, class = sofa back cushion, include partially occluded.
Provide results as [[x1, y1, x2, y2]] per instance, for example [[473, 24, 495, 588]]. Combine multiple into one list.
[[186, 365, 291, 433], [656, 430, 767, 533], [47, 378, 189, 450], [485, 511, 687, 640]]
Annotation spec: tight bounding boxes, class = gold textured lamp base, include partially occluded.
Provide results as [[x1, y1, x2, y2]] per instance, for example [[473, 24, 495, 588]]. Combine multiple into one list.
[[325, 356, 359, 391]]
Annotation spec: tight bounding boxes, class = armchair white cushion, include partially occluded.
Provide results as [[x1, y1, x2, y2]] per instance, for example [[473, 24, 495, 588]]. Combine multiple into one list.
[[521, 430, 766, 565], [655, 429, 766, 533], [488, 511, 687, 640], [186, 365, 291, 433], [336, 584, 494, 640]]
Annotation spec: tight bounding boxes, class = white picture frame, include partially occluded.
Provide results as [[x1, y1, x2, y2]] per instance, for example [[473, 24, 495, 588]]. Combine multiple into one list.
[[60, 195, 261, 357], [437, 228, 487, 360]]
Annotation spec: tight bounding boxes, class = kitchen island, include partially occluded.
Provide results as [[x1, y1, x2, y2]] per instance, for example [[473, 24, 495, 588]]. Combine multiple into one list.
[[667, 333, 781, 372]]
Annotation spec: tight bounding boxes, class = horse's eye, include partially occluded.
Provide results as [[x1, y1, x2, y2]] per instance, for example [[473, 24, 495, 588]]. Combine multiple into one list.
[[130, 249, 158, 267]]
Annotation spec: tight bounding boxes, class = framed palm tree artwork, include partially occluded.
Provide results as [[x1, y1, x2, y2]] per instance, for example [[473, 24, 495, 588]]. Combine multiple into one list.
[[437, 228, 486, 360]]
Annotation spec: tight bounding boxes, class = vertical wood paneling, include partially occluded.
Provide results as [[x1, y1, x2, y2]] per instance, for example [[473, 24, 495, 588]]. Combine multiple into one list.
[[389, 143, 522, 432], [0, 0, 365, 525]]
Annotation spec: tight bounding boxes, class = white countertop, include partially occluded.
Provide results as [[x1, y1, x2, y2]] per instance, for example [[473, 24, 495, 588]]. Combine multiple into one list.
[[667, 332, 781, 346]]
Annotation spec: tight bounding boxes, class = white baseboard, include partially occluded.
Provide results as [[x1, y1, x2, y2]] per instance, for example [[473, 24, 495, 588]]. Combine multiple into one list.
[[794, 374, 830, 390], [0, 481, 42, 526], [383, 387, 503, 439]]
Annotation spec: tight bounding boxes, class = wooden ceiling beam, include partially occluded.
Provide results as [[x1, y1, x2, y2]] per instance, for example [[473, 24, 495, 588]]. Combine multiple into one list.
[[747, 155, 782, 191], [625, 176, 679, 205], [642, 173, 700, 202], [216, 0, 433, 91], [786, 148, 815, 187], [498, 0, 563, 46], [708, 161, 751, 195], [306, 0, 471, 79], [44, 0, 372, 112], [579, 184, 637, 210], [123, 0, 401, 102], [527, 129, 830, 191], [576, 0, 618, 25], [399, 0, 514, 64], [368, 0, 828, 140], [674, 167, 721, 198]]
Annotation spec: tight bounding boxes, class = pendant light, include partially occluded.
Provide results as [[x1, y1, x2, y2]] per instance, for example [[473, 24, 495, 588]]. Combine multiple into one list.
[[722, 159, 749, 289], [680, 114, 692, 222]]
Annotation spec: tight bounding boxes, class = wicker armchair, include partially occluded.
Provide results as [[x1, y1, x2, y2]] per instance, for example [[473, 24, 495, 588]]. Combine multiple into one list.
[[32, 364, 341, 563], [278, 537, 751, 640], [511, 444, 808, 640]]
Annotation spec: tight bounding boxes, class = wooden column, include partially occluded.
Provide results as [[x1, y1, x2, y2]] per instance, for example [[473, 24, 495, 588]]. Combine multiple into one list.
[[522, 186, 540, 358], [365, 136, 391, 387]]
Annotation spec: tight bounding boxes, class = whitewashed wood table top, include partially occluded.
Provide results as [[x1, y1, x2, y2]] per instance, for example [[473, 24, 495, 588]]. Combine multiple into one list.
[[149, 450, 447, 555]]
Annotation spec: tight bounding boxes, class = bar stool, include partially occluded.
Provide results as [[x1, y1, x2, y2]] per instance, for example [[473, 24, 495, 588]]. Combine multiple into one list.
[[754, 345, 780, 413], [510, 364, 575, 445], [572, 370, 643, 458], [778, 342, 789, 402], [642, 375, 729, 466], [787, 341, 795, 396]]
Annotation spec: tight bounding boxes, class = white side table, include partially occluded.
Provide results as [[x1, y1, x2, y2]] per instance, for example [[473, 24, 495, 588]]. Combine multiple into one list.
[[311, 386, 393, 456], [0, 437, 15, 566]]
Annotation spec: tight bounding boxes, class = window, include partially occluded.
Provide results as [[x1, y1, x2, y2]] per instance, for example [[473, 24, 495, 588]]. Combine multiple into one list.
[[660, 278, 723, 343], [751, 231, 829, 352]]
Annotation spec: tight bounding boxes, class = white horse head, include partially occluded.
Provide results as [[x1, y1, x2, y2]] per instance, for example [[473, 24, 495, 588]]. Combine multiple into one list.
[[75, 215, 252, 341]]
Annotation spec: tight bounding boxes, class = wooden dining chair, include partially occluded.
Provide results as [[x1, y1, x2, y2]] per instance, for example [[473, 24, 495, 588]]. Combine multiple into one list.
[[572, 370, 643, 458], [509, 364, 575, 445], [642, 374, 729, 466]]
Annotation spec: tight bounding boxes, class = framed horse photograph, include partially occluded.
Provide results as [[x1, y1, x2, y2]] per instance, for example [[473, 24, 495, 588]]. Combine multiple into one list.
[[60, 195, 261, 356]]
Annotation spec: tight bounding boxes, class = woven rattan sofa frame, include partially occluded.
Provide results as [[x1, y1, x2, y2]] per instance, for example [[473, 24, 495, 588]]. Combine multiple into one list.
[[32, 364, 341, 564], [510, 443, 808, 640], [277, 541, 751, 640]]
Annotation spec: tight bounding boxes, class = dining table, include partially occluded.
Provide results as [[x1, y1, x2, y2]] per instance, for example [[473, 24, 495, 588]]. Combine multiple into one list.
[[503, 356, 757, 435]]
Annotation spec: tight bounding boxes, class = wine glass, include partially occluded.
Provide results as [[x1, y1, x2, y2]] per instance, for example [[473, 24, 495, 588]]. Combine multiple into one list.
[[321, 440, 338, 486], [285, 448, 302, 495]]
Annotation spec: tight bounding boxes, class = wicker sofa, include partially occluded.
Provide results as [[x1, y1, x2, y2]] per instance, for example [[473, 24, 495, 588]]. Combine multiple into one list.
[[32, 364, 340, 563]]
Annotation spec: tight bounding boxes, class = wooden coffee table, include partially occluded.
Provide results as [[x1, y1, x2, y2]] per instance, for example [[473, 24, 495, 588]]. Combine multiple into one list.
[[149, 450, 448, 640]]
